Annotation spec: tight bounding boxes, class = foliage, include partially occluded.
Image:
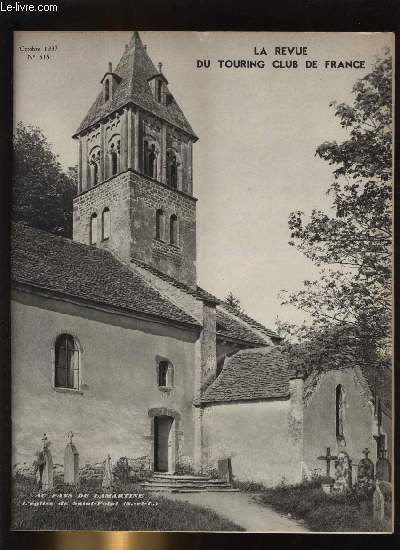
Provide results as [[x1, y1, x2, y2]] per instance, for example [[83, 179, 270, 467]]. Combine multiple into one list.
[[224, 292, 243, 314], [11, 480, 243, 531], [280, 51, 392, 379], [13, 122, 77, 237], [249, 479, 390, 532]]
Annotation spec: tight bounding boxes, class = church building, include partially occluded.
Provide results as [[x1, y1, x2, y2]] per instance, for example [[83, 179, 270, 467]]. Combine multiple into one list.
[[11, 32, 391, 486]]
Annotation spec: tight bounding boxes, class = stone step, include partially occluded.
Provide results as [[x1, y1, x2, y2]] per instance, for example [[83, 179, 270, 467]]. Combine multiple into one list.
[[144, 487, 240, 493], [148, 478, 228, 485], [151, 474, 214, 481], [142, 482, 231, 489]]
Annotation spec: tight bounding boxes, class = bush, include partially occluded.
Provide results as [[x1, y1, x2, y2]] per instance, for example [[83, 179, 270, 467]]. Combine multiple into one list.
[[242, 478, 391, 532]]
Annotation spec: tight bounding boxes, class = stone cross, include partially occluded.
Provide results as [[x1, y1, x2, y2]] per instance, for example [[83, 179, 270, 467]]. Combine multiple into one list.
[[102, 454, 113, 488], [64, 431, 79, 485], [317, 447, 337, 478], [41, 435, 53, 491]]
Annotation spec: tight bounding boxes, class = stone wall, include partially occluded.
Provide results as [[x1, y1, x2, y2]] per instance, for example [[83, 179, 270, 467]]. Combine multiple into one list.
[[303, 368, 377, 475], [202, 399, 303, 486], [11, 289, 198, 468], [73, 170, 197, 288]]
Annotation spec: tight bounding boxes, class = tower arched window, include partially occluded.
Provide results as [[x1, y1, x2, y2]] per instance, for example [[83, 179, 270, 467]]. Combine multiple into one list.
[[170, 214, 178, 246], [54, 334, 80, 390], [104, 79, 110, 102], [90, 213, 98, 245], [110, 145, 118, 176], [156, 209, 165, 241], [158, 360, 173, 388], [102, 208, 111, 240], [144, 141, 157, 179], [336, 384, 344, 439], [167, 150, 178, 189], [89, 149, 100, 187]]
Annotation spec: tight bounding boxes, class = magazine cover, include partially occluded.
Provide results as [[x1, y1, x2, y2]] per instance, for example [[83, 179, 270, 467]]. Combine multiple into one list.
[[10, 30, 393, 533]]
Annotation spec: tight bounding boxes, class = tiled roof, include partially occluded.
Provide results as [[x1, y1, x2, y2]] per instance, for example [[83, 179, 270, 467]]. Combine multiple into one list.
[[130, 257, 273, 346], [220, 303, 281, 340], [215, 308, 270, 346], [11, 223, 199, 327], [130, 257, 219, 305], [75, 32, 197, 138], [200, 347, 291, 404]]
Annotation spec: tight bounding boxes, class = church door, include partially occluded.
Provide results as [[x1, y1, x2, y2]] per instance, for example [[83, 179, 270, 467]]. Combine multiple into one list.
[[154, 416, 174, 472]]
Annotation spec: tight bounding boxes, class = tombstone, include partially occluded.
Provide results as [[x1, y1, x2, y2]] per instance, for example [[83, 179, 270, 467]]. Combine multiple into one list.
[[357, 448, 375, 498], [64, 431, 79, 485], [217, 458, 233, 483], [376, 451, 391, 482], [102, 454, 113, 488], [41, 434, 54, 491], [373, 481, 385, 521], [332, 450, 352, 493]]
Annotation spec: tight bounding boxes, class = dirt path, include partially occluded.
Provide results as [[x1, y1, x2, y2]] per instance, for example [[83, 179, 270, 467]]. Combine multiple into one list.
[[167, 491, 309, 532]]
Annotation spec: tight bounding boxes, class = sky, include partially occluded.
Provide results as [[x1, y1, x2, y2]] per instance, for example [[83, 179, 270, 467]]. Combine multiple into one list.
[[13, 31, 393, 329]]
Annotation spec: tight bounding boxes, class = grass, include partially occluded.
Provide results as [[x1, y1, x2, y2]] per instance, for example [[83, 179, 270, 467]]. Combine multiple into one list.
[[234, 479, 391, 532], [11, 479, 243, 532]]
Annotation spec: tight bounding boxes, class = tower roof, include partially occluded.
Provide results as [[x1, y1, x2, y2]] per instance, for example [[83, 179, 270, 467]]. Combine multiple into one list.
[[74, 31, 197, 139]]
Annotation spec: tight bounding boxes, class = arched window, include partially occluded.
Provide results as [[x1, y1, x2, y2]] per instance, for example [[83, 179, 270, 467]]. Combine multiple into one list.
[[110, 146, 118, 176], [336, 384, 344, 439], [170, 214, 178, 246], [90, 213, 97, 245], [158, 360, 173, 388], [55, 334, 80, 390], [104, 79, 110, 102], [167, 150, 178, 189], [102, 208, 111, 240], [156, 209, 165, 241], [144, 141, 157, 178]]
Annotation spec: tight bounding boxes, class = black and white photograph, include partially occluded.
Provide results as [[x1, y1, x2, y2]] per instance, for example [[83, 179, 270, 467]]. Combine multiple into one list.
[[10, 30, 393, 533]]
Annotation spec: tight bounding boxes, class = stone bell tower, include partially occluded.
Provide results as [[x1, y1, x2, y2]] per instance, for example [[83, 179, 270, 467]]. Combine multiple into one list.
[[72, 31, 198, 288]]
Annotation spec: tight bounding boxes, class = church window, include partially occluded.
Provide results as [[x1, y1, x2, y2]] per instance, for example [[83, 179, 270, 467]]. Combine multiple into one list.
[[156, 209, 165, 241], [144, 141, 157, 179], [166, 150, 179, 189], [89, 150, 100, 187], [158, 360, 173, 388], [90, 213, 98, 245], [54, 334, 80, 390], [170, 215, 178, 246], [104, 79, 110, 102], [336, 384, 344, 439], [110, 144, 118, 176], [102, 208, 111, 240]]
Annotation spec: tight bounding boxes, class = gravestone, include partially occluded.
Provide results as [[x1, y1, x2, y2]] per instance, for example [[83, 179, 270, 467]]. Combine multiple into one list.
[[376, 451, 391, 482], [217, 458, 233, 483], [64, 431, 79, 485], [333, 450, 352, 493], [102, 454, 113, 488], [373, 481, 385, 521], [41, 434, 54, 491], [357, 448, 375, 498]]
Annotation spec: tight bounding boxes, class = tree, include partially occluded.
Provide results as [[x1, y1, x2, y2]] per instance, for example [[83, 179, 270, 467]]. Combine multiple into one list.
[[280, 50, 392, 375], [13, 122, 77, 237], [225, 291, 243, 314]]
